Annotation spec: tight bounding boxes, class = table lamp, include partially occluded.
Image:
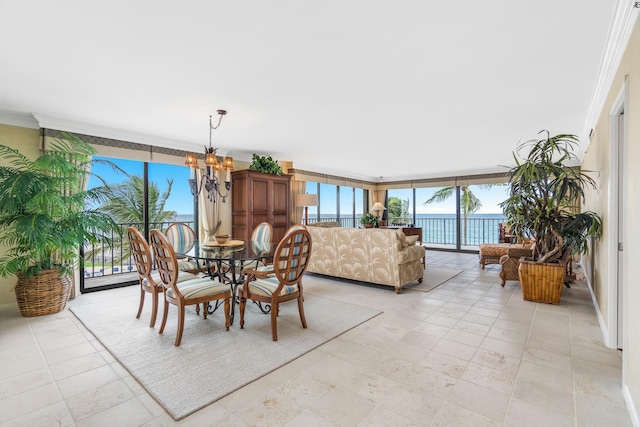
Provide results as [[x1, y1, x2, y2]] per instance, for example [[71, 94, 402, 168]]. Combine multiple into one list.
[[296, 193, 319, 225], [371, 202, 386, 217]]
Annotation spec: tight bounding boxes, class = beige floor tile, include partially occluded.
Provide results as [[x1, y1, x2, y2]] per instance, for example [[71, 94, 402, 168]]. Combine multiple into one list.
[[284, 409, 336, 427], [358, 404, 422, 426], [43, 340, 98, 365], [277, 371, 336, 409], [461, 312, 496, 326], [0, 401, 75, 427], [480, 336, 526, 358], [444, 328, 485, 347], [75, 397, 154, 427], [419, 350, 469, 378], [0, 351, 47, 382], [56, 364, 120, 399], [572, 340, 623, 368], [0, 250, 632, 426], [471, 347, 521, 375], [431, 401, 500, 427], [523, 346, 572, 372], [236, 388, 303, 426], [512, 377, 574, 417], [505, 398, 574, 427], [399, 329, 441, 350], [414, 321, 451, 338], [0, 382, 63, 423], [49, 351, 109, 381], [517, 359, 573, 393], [309, 385, 376, 426], [66, 379, 135, 421], [575, 394, 634, 426], [379, 384, 445, 425], [0, 367, 53, 400], [460, 362, 516, 395], [486, 325, 528, 345], [453, 319, 491, 336], [432, 338, 478, 361], [448, 379, 510, 421]]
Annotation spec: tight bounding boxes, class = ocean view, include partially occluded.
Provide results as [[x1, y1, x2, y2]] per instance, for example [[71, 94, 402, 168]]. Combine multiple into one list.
[[174, 212, 506, 246]]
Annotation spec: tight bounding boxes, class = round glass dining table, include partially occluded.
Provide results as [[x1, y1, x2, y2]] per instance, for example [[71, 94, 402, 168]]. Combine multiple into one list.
[[175, 239, 278, 323]]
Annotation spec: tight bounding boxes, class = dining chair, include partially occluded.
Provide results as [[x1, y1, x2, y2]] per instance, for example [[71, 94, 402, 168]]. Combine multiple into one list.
[[164, 222, 209, 274], [149, 229, 231, 346], [127, 227, 199, 327], [238, 226, 312, 341], [241, 222, 273, 274]]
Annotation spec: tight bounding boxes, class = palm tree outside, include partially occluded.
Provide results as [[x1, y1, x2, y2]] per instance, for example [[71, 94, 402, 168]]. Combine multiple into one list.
[[387, 196, 410, 225], [86, 175, 178, 268], [99, 175, 177, 227], [422, 184, 502, 245]]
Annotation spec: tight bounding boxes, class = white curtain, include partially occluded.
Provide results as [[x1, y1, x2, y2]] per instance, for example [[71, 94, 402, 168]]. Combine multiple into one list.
[[197, 168, 221, 241]]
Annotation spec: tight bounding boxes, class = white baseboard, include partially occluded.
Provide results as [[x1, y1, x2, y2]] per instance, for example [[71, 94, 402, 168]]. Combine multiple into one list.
[[584, 267, 614, 347], [623, 384, 640, 427]]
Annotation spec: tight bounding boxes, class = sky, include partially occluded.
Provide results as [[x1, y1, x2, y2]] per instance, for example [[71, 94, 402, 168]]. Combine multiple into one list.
[[88, 157, 194, 215]]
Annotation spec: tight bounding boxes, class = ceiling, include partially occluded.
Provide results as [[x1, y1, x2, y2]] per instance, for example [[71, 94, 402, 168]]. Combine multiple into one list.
[[0, 1, 622, 182]]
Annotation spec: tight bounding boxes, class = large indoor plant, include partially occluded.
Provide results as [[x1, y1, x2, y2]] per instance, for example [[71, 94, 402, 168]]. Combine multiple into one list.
[[500, 131, 602, 304], [0, 133, 117, 316], [360, 212, 380, 228], [249, 153, 283, 175]]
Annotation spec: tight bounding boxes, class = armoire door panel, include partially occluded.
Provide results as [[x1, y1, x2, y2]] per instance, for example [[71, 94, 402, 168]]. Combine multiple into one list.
[[231, 170, 291, 242]]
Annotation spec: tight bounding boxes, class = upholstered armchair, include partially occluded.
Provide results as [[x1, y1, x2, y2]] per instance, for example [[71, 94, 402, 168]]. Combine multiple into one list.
[[499, 246, 534, 287]]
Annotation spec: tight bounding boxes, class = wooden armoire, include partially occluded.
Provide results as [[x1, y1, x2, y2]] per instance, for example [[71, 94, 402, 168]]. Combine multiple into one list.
[[231, 170, 291, 243]]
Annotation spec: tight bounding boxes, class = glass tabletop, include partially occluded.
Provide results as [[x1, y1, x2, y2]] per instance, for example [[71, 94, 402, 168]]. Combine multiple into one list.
[[176, 239, 277, 262]]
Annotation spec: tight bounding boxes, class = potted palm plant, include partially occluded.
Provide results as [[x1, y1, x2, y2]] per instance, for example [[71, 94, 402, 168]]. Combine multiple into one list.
[[500, 131, 602, 304], [360, 212, 380, 228], [0, 133, 118, 316]]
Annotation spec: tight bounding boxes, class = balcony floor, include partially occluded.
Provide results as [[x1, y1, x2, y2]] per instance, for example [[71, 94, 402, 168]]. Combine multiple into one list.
[[0, 250, 632, 426]]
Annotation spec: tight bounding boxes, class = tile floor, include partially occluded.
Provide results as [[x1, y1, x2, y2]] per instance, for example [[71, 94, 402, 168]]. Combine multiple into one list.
[[0, 251, 632, 426]]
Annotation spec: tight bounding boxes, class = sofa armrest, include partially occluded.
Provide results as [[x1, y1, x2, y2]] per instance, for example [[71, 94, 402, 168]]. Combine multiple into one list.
[[399, 245, 425, 264]]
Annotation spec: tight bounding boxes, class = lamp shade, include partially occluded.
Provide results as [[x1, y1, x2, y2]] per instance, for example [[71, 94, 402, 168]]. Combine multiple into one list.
[[371, 202, 386, 212], [296, 193, 318, 207]]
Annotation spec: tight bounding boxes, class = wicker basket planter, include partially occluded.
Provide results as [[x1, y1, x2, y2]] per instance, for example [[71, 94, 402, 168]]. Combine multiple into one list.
[[518, 258, 565, 304], [14, 270, 72, 317]]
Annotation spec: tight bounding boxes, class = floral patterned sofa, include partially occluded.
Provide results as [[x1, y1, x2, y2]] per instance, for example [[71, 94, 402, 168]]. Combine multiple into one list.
[[306, 226, 425, 293]]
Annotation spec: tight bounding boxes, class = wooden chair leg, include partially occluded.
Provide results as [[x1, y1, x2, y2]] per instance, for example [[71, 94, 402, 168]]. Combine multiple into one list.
[[175, 304, 185, 346], [223, 298, 230, 331], [500, 271, 506, 287], [159, 297, 169, 334], [239, 297, 246, 329], [297, 295, 307, 329], [136, 288, 145, 319], [150, 291, 159, 328], [270, 301, 279, 341]]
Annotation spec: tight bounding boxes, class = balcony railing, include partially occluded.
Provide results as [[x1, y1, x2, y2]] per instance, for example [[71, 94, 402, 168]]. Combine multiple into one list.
[[82, 221, 194, 282], [310, 216, 505, 246], [85, 217, 504, 284]]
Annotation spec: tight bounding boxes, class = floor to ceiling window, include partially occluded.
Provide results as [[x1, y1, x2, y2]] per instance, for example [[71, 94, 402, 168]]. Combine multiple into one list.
[[391, 181, 508, 250], [305, 181, 367, 226], [82, 156, 194, 292]]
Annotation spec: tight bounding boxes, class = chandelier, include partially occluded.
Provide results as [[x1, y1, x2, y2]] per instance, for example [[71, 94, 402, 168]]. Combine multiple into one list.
[[184, 109, 234, 203]]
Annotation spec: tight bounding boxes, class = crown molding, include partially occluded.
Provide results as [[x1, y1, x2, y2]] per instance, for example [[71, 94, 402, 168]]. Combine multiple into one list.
[[580, 0, 639, 158], [30, 113, 209, 153], [0, 110, 39, 129]]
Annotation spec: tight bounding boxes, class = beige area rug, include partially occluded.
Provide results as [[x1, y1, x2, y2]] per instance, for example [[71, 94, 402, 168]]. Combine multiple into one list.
[[404, 267, 463, 292], [69, 287, 381, 420]]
